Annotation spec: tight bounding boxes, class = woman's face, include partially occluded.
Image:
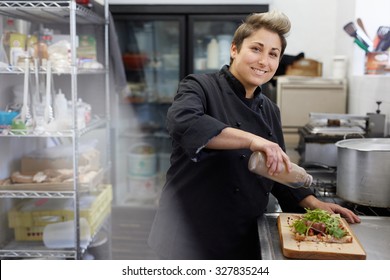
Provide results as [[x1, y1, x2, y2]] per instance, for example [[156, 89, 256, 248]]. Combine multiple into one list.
[[230, 28, 282, 97]]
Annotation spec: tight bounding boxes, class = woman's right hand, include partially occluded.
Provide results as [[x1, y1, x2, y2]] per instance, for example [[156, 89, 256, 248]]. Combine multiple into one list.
[[205, 127, 291, 176], [249, 136, 291, 176]]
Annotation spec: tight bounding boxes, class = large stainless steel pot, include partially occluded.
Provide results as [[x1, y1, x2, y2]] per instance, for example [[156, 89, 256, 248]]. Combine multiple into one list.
[[336, 138, 390, 208]]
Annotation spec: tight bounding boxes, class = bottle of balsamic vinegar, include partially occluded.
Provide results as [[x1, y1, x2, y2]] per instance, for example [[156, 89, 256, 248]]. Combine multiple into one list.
[[248, 151, 313, 189]]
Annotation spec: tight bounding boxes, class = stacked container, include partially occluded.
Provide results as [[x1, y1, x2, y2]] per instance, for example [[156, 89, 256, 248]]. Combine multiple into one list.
[[127, 143, 157, 204]]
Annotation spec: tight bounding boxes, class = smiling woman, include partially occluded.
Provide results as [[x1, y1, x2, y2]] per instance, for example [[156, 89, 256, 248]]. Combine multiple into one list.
[[148, 10, 360, 260]]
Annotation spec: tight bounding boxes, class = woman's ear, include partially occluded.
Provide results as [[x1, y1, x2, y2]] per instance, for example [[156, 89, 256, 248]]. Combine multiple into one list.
[[230, 43, 237, 60]]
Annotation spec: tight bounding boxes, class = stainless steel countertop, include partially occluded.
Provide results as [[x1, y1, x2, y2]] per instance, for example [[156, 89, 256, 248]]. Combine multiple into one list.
[[258, 213, 390, 260]]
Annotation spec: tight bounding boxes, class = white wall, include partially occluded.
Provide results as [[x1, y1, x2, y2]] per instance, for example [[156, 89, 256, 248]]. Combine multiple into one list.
[[270, 0, 357, 78], [271, 0, 388, 77], [109, 0, 344, 76], [109, 0, 390, 129], [109, 0, 389, 77]]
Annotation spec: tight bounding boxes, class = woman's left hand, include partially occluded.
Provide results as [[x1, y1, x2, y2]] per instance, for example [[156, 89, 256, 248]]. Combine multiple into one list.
[[300, 195, 361, 224]]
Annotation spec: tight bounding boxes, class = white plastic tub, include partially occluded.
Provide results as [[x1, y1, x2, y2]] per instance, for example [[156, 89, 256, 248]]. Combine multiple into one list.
[[127, 143, 157, 177]]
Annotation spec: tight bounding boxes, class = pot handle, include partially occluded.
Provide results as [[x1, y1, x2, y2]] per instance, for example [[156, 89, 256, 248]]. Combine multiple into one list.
[[343, 133, 365, 140], [300, 161, 335, 172]]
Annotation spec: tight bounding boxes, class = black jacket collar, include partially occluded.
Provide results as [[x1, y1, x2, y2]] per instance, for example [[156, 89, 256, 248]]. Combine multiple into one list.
[[220, 65, 263, 106]]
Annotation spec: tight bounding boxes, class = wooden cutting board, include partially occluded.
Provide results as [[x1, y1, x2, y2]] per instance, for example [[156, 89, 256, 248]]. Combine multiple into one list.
[[277, 213, 366, 260]]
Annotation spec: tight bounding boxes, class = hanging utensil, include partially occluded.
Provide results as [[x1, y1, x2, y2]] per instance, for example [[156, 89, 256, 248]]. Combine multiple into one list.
[[44, 60, 54, 125], [374, 26, 390, 51], [34, 58, 40, 103], [20, 57, 33, 127], [31, 58, 39, 122], [353, 38, 369, 52], [356, 18, 370, 40], [343, 22, 373, 52]]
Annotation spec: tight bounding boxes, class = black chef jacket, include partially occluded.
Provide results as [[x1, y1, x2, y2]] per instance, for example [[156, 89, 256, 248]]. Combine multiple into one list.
[[148, 65, 313, 259]]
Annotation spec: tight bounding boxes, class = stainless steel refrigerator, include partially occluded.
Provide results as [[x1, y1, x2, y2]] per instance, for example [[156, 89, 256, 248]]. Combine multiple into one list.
[[110, 4, 269, 206]]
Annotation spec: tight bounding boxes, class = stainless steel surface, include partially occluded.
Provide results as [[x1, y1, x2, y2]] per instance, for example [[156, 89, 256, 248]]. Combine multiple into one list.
[[258, 213, 390, 260], [298, 113, 368, 167], [306, 113, 367, 135], [258, 214, 285, 260], [367, 113, 386, 137], [349, 216, 390, 260], [336, 138, 390, 208], [309, 112, 368, 121], [304, 143, 338, 166]]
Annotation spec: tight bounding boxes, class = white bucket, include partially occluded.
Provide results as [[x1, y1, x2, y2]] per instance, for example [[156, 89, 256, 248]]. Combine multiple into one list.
[[127, 175, 157, 203], [127, 143, 157, 177]]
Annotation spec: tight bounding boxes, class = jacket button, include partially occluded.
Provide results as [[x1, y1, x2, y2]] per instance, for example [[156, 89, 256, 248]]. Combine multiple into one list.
[[268, 132, 273, 137], [259, 104, 263, 109], [236, 121, 242, 127], [234, 188, 240, 193], [265, 192, 270, 195], [240, 154, 246, 159]]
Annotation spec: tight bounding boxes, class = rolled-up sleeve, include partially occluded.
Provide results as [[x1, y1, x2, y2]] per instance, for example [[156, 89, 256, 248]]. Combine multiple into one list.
[[167, 75, 228, 161]]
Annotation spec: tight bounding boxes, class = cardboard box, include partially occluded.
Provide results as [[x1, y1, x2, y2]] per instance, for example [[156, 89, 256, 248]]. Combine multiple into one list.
[[21, 144, 100, 175], [77, 35, 97, 62], [286, 58, 322, 77]]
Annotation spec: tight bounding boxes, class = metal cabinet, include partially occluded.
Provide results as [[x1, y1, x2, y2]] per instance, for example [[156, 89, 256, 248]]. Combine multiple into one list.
[[277, 76, 347, 131], [110, 4, 269, 206]]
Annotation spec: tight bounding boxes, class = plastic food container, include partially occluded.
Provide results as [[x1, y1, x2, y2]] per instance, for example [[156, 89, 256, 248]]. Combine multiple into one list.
[[127, 143, 157, 177], [0, 111, 18, 127]]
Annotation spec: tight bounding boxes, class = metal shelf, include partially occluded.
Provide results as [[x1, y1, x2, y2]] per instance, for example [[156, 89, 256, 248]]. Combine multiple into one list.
[[0, 1, 105, 24], [0, 216, 109, 259], [0, 0, 111, 260], [0, 190, 76, 199], [0, 117, 108, 137], [0, 241, 79, 259], [0, 166, 107, 198], [0, 66, 107, 75], [0, 187, 111, 259]]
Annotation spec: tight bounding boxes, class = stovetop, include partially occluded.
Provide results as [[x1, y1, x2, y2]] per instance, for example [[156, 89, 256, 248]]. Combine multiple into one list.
[[299, 113, 369, 142]]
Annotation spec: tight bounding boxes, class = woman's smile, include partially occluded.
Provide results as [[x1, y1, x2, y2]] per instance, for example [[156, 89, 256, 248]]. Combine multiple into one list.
[[251, 66, 268, 76]]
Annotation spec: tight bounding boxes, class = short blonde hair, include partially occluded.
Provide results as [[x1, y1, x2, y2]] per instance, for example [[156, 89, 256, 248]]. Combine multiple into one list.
[[230, 10, 291, 64]]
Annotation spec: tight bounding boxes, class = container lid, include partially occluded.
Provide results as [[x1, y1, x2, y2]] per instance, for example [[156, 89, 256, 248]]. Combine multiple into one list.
[[129, 143, 155, 154], [335, 138, 390, 151], [333, 55, 347, 61]]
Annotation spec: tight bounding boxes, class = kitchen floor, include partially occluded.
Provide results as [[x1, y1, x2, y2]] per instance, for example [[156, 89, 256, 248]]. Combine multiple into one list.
[[111, 205, 158, 260]]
